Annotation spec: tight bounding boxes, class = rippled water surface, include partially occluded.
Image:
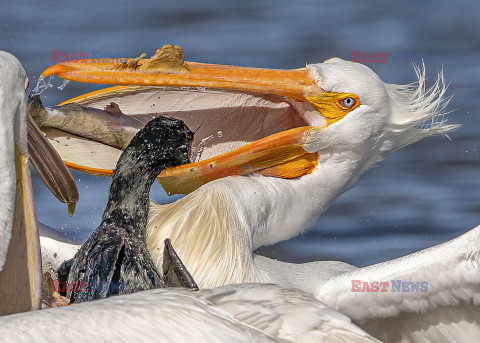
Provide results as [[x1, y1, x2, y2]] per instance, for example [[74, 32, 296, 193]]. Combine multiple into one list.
[[1, 0, 479, 266]]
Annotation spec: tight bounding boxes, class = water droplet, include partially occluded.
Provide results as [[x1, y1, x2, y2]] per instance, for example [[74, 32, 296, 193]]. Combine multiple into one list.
[[33, 76, 53, 94], [57, 79, 70, 91], [217, 131, 223, 138], [191, 135, 214, 162]]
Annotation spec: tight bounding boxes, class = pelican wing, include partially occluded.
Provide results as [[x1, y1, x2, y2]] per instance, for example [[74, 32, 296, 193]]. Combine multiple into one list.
[[27, 116, 79, 215], [318, 225, 480, 342], [0, 284, 381, 342], [203, 283, 381, 342], [0, 288, 277, 343]]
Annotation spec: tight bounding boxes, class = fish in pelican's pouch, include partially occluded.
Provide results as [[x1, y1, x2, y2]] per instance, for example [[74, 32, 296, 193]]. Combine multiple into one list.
[[27, 92, 145, 150]]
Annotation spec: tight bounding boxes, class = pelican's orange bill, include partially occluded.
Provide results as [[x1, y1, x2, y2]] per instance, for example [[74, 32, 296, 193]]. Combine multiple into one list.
[[41, 45, 319, 102]]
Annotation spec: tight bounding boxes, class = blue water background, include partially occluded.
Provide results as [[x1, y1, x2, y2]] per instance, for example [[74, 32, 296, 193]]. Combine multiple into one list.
[[1, 0, 479, 266]]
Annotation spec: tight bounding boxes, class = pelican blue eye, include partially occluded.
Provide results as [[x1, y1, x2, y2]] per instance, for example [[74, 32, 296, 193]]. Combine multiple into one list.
[[342, 97, 355, 108]]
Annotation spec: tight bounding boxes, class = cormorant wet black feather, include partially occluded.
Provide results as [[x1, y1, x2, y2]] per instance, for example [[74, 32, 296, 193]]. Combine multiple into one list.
[[67, 116, 193, 303]]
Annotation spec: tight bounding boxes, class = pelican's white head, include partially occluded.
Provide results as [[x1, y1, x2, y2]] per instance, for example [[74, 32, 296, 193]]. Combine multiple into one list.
[[238, 58, 458, 248], [303, 58, 455, 162]]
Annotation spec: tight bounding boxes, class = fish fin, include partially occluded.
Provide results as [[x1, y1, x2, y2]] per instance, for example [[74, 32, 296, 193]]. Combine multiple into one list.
[[27, 92, 47, 125], [104, 102, 124, 117]]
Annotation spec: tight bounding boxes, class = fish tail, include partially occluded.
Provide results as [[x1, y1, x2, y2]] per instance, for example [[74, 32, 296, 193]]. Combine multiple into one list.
[[27, 92, 48, 126]]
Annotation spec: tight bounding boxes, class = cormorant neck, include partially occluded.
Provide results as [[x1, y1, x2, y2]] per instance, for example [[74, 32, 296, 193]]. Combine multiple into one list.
[[101, 148, 161, 234]]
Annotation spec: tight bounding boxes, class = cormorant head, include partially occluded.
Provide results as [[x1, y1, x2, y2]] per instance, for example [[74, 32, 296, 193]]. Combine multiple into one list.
[[123, 116, 193, 176]]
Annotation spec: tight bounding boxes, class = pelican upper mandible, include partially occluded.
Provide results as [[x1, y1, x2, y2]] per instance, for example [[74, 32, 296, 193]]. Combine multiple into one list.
[[39, 45, 456, 289]]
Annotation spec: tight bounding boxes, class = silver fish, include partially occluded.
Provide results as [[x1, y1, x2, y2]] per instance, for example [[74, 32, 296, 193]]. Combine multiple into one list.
[[27, 93, 145, 150]]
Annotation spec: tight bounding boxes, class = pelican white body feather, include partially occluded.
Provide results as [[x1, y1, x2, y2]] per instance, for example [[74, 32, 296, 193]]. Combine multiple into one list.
[[39, 235, 79, 273], [0, 283, 379, 342], [255, 225, 480, 342]]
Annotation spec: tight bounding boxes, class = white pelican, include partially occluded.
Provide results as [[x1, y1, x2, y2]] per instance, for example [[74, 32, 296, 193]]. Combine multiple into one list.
[[0, 51, 379, 342], [0, 51, 78, 316], [39, 45, 456, 288]]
